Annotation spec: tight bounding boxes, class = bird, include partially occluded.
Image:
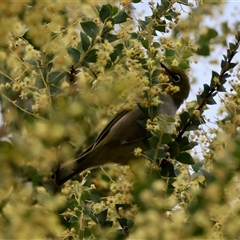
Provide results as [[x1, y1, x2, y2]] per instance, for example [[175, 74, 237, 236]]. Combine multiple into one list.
[[52, 63, 190, 186]]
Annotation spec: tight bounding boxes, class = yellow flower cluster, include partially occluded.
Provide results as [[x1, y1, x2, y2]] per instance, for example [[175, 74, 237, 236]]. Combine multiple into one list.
[[146, 118, 161, 131], [117, 19, 135, 41], [165, 84, 180, 95], [90, 166, 137, 230]]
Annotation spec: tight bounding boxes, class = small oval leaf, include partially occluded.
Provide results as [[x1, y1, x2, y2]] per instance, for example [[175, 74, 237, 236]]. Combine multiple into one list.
[[114, 10, 131, 24], [161, 133, 172, 144], [80, 32, 90, 51], [176, 152, 195, 165], [67, 47, 80, 63], [84, 49, 98, 63], [80, 21, 99, 39], [160, 159, 176, 177], [99, 5, 112, 22], [49, 71, 66, 84]]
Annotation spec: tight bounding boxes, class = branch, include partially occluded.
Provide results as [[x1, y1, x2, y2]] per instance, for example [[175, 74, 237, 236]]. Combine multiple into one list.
[[176, 31, 240, 142]]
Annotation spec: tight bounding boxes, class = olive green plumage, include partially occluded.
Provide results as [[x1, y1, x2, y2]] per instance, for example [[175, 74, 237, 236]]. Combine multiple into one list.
[[54, 64, 190, 186]]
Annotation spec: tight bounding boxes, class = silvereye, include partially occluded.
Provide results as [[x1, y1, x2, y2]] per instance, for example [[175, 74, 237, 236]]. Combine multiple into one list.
[[53, 63, 190, 186]]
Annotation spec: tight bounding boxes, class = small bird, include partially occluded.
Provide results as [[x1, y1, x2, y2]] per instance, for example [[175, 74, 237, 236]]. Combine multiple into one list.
[[53, 63, 190, 186]]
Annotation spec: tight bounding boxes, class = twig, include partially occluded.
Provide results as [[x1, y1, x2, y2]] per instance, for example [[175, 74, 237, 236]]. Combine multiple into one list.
[[176, 31, 240, 142]]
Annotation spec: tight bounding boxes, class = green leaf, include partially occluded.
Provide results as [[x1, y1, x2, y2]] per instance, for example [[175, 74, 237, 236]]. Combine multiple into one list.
[[45, 53, 54, 62], [179, 136, 189, 150], [111, 6, 118, 16], [197, 44, 210, 56], [223, 73, 231, 79], [168, 141, 180, 158], [115, 204, 131, 213], [206, 28, 218, 40], [104, 60, 112, 70], [192, 161, 204, 172], [165, 9, 178, 21], [179, 60, 190, 70], [149, 105, 161, 119], [23, 165, 42, 186], [35, 77, 45, 88], [101, 33, 118, 42], [217, 84, 226, 92], [99, 4, 112, 22], [42, 180, 56, 194], [139, 19, 148, 30], [139, 58, 147, 70], [0, 141, 13, 152], [96, 208, 108, 227], [49, 71, 65, 84], [151, 69, 161, 84], [144, 149, 155, 161], [154, 24, 166, 33], [84, 49, 98, 62], [221, 59, 228, 70], [137, 103, 148, 116], [83, 205, 99, 224], [221, 22, 230, 35], [141, 39, 149, 49], [67, 47, 80, 63], [176, 152, 195, 165], [161, 133, 172, 144], [189, 141, 198, 149], [157, 149, 166, 159], [46, 62, 53, 73], [24, 59, 40, 66], [22, 30, 41, 50], [179, 0, 188, 6], [102, 18, 115, 34], [103, 220, 113, 228], [156, 1, 170, 13], [210, 70, 220, 88], [80, 21, 99, 39], [43, 62, 53, 80], [229, 42, 236, 51], [182, 49, 192, 59], [148, 136, 159, 149], [160, 159, 176, 177], [144, 148, 165, 160], [132, 0, 141, 2], [229, 62, 237, 69], [110, 43, 124, 62], [79, 228, 92, 239], [227, 49, 231, 59], [206, 96, 216, 105], [166, 116, 175, 124], [116, 218, 127, 229], [188, 116, 204, 131], [50, 85, 60, 95], [114, 10, 131, 24], [177, 111, 190, 131], [200, 83, 211, 98], [80, 32, 90, 51], [165, 48, 176, 57], [200, 169, 216, 185], [152, 42, 161, 48]]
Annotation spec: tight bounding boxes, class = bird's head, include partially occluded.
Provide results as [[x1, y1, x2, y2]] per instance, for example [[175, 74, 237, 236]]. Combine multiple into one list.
[[160, 63, 190, 109]]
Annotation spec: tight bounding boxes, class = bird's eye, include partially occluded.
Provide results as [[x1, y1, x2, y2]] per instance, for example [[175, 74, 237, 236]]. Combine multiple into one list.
[[172, 74, 181, 82]]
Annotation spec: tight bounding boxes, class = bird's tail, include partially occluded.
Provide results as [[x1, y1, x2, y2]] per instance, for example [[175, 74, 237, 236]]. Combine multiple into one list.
[[51, 155, 91, 186]]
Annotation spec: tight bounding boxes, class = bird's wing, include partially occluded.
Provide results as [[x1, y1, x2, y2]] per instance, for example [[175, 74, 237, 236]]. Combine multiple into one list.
[[79, 109, 130, 157]]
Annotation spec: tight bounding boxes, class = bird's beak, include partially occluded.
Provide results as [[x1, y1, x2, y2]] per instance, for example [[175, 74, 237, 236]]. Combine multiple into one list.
[[160, 63, 171, 75]]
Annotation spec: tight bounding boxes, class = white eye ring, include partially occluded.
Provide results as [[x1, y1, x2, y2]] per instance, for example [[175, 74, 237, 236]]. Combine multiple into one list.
[[172, 74, 181, 82]]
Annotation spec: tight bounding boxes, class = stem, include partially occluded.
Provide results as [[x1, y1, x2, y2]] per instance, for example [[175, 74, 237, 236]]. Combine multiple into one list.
[[1, 93, 47, 121], [176, 32, 240, 142]]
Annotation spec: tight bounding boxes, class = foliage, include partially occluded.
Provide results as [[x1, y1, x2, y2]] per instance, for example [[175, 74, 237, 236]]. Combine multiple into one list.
[[0, 0, 240, 239]]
